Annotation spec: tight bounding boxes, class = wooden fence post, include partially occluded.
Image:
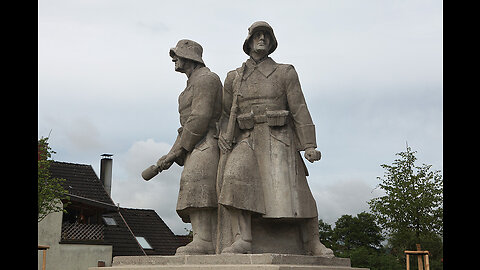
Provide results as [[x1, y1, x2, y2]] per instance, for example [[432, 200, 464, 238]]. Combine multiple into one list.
[[38, 245, 50, 270], [406, 254, 410, 270], [416, 244, 424, 270], [404, 244, 430, 270], [424, 254, 430, 270]]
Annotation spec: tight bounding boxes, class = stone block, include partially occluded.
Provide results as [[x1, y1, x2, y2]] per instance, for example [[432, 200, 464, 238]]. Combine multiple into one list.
[[88, 254, 369, 270]]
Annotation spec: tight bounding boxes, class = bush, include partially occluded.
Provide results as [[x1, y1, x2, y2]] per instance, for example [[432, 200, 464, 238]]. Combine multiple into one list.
[[339, 246, 403, 270]]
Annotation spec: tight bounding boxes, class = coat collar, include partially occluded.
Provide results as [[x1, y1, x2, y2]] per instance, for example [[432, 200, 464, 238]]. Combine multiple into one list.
[[244, 57, 277, 79], [187, 66, 209, 86]]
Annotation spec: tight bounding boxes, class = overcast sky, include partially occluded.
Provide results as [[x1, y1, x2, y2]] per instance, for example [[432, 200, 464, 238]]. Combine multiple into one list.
[[38, 0, 442, 234]]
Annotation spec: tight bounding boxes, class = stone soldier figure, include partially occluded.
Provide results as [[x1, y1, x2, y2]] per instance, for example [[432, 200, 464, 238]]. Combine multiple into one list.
[[155, 39, 222, 255], [217, 21, 334, 257]]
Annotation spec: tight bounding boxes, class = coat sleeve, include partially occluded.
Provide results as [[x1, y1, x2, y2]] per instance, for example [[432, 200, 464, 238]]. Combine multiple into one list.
[[284, 65, 317, 150], [179, 74, 220, 152]]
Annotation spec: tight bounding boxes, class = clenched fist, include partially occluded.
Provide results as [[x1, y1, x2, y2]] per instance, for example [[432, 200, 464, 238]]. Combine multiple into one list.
[[304, 147, 321, 163], [156, 155, 173, 171]]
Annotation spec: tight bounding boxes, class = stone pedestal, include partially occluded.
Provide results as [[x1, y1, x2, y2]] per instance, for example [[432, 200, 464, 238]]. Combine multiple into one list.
[[88, 253, 369, 270]]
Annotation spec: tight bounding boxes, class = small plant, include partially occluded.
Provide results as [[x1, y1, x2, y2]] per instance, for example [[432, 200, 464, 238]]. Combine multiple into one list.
[[38, 137, 69, 222]]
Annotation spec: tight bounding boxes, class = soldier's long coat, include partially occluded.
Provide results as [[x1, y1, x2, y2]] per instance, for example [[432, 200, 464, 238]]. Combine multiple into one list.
[[218, 57, 318, 219], [173, 66, 222, 222]]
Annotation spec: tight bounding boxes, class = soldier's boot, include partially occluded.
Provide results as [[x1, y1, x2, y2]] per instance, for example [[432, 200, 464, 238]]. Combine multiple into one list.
[[175, 209, 214, 255], [301, 217, 334, 257], [221, 209, 252, 254]]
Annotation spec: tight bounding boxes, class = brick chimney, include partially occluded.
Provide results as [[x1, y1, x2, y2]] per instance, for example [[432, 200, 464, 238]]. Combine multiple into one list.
[[100, 154, 113, 196]]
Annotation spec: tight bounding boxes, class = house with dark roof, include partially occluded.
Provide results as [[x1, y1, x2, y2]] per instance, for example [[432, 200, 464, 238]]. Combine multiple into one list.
[[38, 155, 191, 269], [115, 208, 189, 256]]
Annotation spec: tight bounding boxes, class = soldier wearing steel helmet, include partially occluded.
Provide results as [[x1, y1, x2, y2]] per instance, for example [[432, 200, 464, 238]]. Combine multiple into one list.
[[155, 39, 222, 255], [217, 21, 334, 257]]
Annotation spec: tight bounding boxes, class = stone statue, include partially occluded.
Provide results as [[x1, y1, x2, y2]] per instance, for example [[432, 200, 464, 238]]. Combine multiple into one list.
[[216, 21, 334, 257], [143, 39, 223, 255], [143, 23, 334, 258]]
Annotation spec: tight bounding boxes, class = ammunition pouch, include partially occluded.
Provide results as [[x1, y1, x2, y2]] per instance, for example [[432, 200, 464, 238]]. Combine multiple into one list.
[[237, 112, 254, 130], [237, 110, 290, 130], [266, 110, 289, 127]]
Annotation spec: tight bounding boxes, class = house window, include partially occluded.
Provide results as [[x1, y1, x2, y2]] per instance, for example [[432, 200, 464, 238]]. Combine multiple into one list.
[[135, 236, 153, 249], [102, 216, 117, 226]]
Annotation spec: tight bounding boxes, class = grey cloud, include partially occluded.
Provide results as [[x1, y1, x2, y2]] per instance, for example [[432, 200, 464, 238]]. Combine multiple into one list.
[[136, 21, 170, 34], [111, 139, 187, 234], [65, 118, 103, 151], [39, 0, 442, 234], [312, 178, 385, 226]]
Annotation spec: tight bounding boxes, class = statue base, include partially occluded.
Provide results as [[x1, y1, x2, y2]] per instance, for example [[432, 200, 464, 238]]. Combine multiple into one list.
[[88, 253, 369, 270]]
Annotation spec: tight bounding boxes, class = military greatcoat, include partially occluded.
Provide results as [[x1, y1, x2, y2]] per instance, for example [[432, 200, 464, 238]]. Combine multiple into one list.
[[218, 57, 318, 219], [173, 66, 222, 222]]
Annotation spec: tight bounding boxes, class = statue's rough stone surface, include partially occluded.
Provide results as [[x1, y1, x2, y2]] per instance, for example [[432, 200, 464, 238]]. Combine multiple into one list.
[[216, 21, 332, 257], [89, 254, 369, 270], [143, 39, 222, 255], [141, 22, 338, 259]]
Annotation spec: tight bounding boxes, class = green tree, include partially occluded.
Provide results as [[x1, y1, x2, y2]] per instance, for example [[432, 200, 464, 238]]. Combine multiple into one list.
[[331, 212, 384, 255], [38, 137, 69, 222], [322, 213, 402, 270], [346, 246, 403, 270], [368, 146, 443, 238], [368, 146, 443, 268], [333, 212, 384, 252], [318, 219, 334, 249]]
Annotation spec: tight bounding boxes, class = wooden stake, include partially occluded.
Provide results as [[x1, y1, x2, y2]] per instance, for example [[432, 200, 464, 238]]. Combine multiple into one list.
[[42, 249, 47, 270], [38, 245, 50, 270], [424, 254, 430, 270], [406, 254, 410, 270], [416, 244, 424, 270], [404, 244, 431, 270]]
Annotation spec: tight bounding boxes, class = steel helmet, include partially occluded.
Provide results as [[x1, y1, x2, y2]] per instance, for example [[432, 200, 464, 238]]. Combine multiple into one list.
[[243, 21, 278, 56], [169, 39, 205, 65]]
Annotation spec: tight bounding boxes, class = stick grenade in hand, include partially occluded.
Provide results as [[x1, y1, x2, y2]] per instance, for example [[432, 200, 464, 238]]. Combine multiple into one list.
[[141, 164, 162, 181], [142, 153, 175, 181]]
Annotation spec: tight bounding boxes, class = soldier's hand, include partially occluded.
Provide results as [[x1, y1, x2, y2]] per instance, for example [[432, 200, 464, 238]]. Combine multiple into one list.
[[156, 155, 167, 167], [163, 147, 187, 169], [156, 155, 173, 171], [161, 161, 173, 170], [304, 148, 321, 163], [218, 133, 232, 154]]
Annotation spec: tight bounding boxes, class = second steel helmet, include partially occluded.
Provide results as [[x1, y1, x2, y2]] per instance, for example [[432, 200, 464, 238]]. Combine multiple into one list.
[[243, 21, 278, 56], [169, 39, 205, 65]]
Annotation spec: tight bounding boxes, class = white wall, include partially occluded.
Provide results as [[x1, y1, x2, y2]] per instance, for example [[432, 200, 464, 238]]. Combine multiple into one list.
[[38, 202, 113, 270]]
